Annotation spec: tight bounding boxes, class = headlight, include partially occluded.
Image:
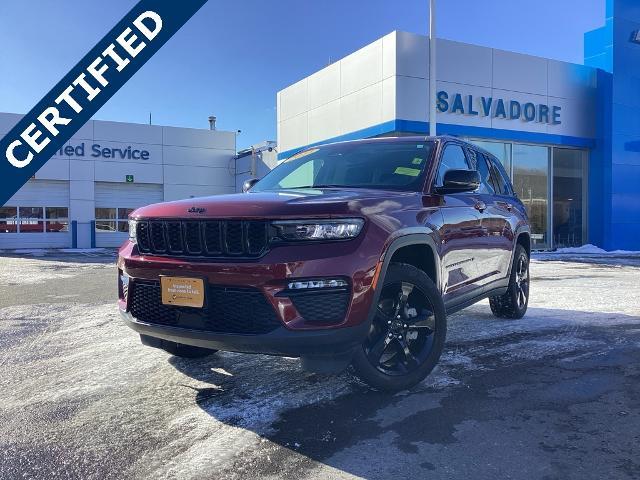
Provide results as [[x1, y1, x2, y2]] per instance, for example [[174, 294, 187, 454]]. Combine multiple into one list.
[[273, 218, 364, 241], [128, 220, 137, 244]]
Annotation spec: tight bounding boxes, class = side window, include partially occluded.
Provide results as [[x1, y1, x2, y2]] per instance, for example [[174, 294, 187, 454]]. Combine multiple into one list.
[[475, 153, 496, 195], [487, 156, 511, 195], [436, 144, 470, 186]]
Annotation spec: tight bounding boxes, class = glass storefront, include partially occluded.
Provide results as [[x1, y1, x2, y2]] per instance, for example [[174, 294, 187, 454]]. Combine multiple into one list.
[[468, 139, 588, 250], [553, 149, 587, 248], [513, 144, 550, 249]]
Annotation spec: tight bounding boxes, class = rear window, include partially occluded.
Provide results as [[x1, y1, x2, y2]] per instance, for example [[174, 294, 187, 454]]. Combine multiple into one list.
[[487, 155, 512, 195]]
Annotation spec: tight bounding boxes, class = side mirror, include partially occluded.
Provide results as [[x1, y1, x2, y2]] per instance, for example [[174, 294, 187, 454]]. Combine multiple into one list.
[[436, 169, 480, 194], [242, 177, 260, 193]]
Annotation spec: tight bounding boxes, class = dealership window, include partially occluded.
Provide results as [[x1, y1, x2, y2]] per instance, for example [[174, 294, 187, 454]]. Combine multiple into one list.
[[513, 144, 550, 249], [18, 207, 45, 233], [553, 148, 587, 248], [45, 207, 69, 233], [95, 208, 134, 232], [464, 137, 588, 250], [0, 207, 18, 233], [0, 206, 68, 233]]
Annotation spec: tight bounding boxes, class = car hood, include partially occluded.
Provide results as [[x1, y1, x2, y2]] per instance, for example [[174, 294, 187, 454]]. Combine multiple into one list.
[[132, 188, 420, 220]]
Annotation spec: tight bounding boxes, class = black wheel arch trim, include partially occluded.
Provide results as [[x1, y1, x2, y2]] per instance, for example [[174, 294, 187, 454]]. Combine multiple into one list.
[[365, 229, 441, 328], [507, 226, 532, 278]]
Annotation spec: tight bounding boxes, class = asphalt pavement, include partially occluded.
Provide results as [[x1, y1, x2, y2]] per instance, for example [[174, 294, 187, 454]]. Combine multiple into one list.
[[0, 250, 639, 479]]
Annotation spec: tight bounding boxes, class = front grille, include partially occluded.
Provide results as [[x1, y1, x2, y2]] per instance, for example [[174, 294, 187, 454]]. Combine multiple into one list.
[[136, 220, 269, 259], [128, 281, 281, 335], [290, 290, 351, 324]]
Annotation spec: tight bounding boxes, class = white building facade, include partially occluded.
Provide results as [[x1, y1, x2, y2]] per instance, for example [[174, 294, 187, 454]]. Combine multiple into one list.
[[277, 31, 603, 250], [0, 113, 237, 249]]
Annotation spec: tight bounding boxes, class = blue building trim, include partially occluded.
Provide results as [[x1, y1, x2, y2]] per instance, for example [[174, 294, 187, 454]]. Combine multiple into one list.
[[90, 221, 96, 248], [277, 119, 596, 160], [71, 220, 78, 249], [584, 0, 640, 250], [589, 69, 613, 249]]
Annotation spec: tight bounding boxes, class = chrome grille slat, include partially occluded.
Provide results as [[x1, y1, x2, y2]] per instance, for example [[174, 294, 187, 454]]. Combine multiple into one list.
[[136, 220, 268, 259]]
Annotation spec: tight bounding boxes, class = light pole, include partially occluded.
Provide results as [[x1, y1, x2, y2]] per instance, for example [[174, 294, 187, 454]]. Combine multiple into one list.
[[429, 0, 437, 136]]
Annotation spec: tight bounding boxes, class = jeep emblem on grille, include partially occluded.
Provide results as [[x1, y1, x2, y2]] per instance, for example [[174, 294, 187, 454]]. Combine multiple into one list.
[[188, 207, 206, 214]]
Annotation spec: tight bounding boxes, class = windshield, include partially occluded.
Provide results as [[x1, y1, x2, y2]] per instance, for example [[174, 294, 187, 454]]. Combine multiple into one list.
[[252, 141, 435, 192]]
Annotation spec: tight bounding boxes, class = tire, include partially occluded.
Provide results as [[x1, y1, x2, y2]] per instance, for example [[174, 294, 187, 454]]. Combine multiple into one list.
[[489, 244, 530, 319], [351, 262, 447, 391], [160, 340, 217, 359]]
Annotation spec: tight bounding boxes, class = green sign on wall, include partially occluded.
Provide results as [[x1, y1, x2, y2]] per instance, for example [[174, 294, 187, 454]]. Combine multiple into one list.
[[126, 175, 134, 183]]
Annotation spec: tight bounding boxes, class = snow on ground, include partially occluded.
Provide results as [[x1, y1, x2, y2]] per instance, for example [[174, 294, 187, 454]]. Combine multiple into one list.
[[0, 255, 113, 286], [0, 254, 639, 479]]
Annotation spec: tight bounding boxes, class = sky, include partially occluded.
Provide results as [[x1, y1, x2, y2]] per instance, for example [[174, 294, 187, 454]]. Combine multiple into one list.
[[0, 0, 604, 150]]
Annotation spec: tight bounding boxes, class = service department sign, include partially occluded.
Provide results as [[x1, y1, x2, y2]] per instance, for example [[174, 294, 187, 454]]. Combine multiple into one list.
[[58, 143, 150, 160]]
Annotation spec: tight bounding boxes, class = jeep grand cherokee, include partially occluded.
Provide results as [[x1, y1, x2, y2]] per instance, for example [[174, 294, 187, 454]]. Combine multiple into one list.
[[117, 136, 531, 391]]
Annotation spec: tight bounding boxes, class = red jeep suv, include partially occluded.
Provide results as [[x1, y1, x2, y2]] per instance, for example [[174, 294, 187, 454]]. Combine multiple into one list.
[[117, 136, 531, 391]]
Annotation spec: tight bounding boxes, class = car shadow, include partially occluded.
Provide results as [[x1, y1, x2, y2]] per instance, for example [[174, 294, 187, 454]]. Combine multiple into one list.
[[167, 306, 640, 479]]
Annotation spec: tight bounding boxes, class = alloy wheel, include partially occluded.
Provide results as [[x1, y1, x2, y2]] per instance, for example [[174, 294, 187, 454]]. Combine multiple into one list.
[[364, 281, 437, 376], [514, 254, 529, 309]]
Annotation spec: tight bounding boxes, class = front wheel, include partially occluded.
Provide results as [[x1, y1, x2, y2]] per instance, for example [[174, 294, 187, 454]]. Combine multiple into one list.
[[351, 263, 447, 391], [489, 244, 530, 319]]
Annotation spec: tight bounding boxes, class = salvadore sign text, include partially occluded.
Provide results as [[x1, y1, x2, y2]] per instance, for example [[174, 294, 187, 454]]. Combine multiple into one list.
[[0, 0, 208, 206], [437, 91, 562, 125]]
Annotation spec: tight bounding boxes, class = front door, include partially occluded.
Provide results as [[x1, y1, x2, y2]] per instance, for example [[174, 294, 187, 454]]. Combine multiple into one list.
[[470, 150, 514, 285], [433, 143, 486, 306]]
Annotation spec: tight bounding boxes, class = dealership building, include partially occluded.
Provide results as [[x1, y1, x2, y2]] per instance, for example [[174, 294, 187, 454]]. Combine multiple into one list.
[[277, 0, 640, 251], [0, 112, 245, 249]]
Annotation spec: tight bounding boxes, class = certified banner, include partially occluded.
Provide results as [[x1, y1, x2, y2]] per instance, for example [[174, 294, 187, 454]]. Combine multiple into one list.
[[0, 0, 208, 206]]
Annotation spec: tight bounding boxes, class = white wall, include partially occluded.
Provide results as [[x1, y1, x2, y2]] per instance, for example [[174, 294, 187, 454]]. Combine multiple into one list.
[[277, 31, 598, 154]]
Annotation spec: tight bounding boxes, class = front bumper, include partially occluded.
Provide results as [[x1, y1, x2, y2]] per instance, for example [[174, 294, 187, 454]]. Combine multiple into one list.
[[117, 238, 380, 331], [120, 309, 370, 358]]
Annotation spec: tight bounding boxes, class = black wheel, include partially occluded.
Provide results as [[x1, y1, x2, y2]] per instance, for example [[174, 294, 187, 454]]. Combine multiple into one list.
[[160, 340, 217, 359], [489, 244, 530, 319], [351, 263, 446, 391]]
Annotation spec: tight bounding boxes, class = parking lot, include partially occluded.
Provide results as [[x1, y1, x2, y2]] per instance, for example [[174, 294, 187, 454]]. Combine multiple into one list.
[[0, 250, 639, 480]]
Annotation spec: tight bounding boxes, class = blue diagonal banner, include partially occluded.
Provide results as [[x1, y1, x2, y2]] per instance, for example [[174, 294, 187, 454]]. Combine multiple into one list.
[[0, 0, 208, 206]]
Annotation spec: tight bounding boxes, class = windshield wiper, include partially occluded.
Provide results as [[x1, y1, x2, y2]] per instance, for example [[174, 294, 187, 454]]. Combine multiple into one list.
[[293, 184, 357, 189]]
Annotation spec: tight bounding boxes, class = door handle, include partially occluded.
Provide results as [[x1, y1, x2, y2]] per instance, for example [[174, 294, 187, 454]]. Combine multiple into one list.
[[474, 201, 487, 212], [497, 201, 513, 211]]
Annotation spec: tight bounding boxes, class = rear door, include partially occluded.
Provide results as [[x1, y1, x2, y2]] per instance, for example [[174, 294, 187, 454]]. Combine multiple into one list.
[[468, 149, 513, 285], [434, 143, 486, 305]]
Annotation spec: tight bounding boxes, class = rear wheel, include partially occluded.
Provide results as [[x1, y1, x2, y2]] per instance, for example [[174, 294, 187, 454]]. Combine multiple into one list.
[[351, 263, 446, 391], [489, 244, 530, 319]]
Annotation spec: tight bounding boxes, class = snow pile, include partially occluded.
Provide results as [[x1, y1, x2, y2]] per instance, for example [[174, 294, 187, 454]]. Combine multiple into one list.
[[546, 244, 639, 255]]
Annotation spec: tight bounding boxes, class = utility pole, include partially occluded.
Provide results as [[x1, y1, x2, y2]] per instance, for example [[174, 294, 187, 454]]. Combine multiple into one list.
[[429, 0, 437, 136]]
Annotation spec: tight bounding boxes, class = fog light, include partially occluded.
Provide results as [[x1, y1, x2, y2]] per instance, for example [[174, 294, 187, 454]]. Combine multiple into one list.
[[287, 278, 348, 290], [119, 270, 130, 300]]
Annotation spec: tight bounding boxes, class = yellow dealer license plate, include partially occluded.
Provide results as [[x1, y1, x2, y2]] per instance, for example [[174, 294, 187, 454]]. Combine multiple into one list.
[[161, 277, 205, 308]]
